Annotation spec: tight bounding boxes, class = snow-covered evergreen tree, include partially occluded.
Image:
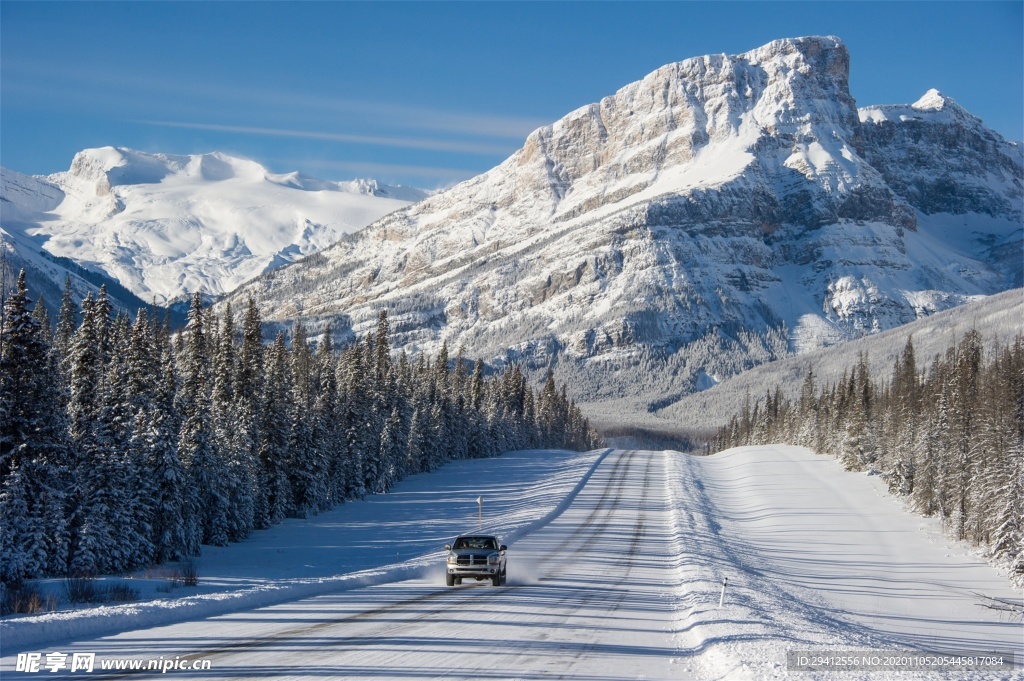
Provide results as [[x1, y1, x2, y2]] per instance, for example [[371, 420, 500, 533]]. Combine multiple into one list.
[[1, 272, 62, 477], [288, 323, 327, 517], [313, 327, 345, 507], [0, 462, 46, 584], [53, 276, 78, 365], [178, 293, 229, 548], [1, 280, 600, 583], [65, 289, 126, 576], [235, 297, 267, 530], [259, 332, 293, 524], [143, 347, 192, 562], [340, 342, 372, 497], [377, 407, 403, 494]]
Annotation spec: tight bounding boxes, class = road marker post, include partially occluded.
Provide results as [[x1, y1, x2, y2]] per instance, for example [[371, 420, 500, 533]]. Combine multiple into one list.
[[718, 577, 728, 608], [477, 496, 482, 529]]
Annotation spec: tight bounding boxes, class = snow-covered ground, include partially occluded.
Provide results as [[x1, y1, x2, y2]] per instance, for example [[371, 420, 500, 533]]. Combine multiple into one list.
[[671, 446, 1022, 680], [2, 446, 1021, 679]]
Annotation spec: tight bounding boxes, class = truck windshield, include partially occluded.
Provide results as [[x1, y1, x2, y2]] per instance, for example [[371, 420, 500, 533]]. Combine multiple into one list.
[[453, 537, 497, 550]]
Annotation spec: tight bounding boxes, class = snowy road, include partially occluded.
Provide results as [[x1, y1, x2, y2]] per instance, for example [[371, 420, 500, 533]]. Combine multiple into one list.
[[4, 447, 1022, 680], [15, 450, 687, 680]]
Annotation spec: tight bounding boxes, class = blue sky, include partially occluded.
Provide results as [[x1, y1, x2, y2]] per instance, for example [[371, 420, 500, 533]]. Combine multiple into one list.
[[3, 1, 1022, 188]]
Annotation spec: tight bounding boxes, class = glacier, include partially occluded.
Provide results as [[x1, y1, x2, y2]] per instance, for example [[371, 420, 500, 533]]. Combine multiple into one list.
[[1, 147, 428, 307]]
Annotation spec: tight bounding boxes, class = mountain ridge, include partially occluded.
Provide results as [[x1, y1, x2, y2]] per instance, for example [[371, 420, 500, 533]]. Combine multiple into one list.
[[220, 36, 1020, 375], [4, 36, 1020, 425], [0, 147, 428, 308]]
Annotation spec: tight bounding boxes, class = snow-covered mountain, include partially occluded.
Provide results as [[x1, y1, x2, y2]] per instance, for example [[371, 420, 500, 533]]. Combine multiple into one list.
[[1, 147, 428, 306], [222, 36, 1021, 390]]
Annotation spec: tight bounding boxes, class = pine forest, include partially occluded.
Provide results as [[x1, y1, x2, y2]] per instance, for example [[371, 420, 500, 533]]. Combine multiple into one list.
[[0, 272, 601, 585]]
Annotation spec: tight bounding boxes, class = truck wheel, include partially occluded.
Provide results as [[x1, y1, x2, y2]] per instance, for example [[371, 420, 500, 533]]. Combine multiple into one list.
[[492, 572, 502, 587], [446, 573, 455, 587]]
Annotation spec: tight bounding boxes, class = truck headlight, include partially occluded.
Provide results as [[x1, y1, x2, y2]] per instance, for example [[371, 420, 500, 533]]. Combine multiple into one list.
[[447, 552, 458, 564], [487, 554, 500, 565]]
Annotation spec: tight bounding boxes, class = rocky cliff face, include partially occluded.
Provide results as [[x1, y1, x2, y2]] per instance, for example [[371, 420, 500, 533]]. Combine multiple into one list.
[[860, 90, 1023, 220], [222, 37, 1021, 398]]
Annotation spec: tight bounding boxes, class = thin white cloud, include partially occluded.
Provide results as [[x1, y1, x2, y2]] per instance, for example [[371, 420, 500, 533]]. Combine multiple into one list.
[[313, 98, 549, 139], [6, 58, 548, 141], [140, 120, 517, 156]]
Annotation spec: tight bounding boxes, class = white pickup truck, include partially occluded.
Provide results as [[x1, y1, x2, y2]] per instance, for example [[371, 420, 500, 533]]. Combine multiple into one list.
[[444, 534, 508, 586]]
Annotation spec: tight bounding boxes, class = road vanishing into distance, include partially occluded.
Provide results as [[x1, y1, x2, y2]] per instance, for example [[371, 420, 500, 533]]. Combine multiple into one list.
[[6, 448, 1022, 680]]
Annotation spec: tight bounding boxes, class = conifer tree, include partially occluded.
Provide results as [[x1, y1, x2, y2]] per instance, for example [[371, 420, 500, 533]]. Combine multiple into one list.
[[31, 294, 50, 333], [54, 276, 78, 364], [1, 272, 60, 477], [406, 405, 427, 475], [66, 290, 122, 576], [0, 275, 72, 578], [236, 297, 267, 529], [178, 293, 229, 548], [144, 348, 192, 562], [377, 407, 403, 493], [288, 323, 326, 517], [260, 332, 293, 524], [213, 304, 255, 540], [314, 328, 344, 507], [0, 462, 45, 583], [340, 342, 372, 497]]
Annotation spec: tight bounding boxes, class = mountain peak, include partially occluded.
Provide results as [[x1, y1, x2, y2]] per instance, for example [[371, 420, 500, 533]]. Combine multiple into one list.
[[66, 147, 273, 187], [504, 35, 876, 233], [912, 88, 952, 111], [744, 34, 846, 63], [68, 146, 174, 186], [910, 88, 977, 123], [740, 34, 851, 95], [859, 88, 985, 132], [219, 34, 1021, 385]]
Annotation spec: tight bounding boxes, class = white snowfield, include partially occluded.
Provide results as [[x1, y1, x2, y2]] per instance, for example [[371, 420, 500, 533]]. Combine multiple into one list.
[[0, 148, 427, 304], [2, 447, 1021, 680]]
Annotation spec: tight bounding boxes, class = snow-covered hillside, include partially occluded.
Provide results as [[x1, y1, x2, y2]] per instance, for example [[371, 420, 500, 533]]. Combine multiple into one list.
[[1, 148, 427, 305], [219, 36, 1022, 391], [3, 448, 1019, 679], [0, 168, 152, 321], [589, 287, 1023, 431]]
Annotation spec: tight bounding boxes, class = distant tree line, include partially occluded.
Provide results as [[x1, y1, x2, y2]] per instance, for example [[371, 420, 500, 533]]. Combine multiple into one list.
[[0, 272, 601, 584], [709, 331, 1024, 575]]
